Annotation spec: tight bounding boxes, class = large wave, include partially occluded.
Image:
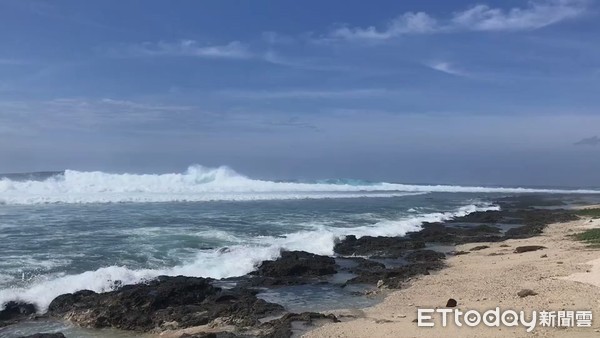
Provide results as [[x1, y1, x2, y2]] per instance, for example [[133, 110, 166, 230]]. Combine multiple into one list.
[[0, 165, 598, 205], [0, 203, 498, 312]]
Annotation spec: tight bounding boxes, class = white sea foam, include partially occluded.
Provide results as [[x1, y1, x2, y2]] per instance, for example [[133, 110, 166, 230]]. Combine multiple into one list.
[[0, 165, 598, 205], [0, 274, 14, 285], [0, 203, 498, 312]]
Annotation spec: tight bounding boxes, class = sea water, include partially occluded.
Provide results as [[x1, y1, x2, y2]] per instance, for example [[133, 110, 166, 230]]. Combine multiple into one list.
[[1, 165, 599, 337]]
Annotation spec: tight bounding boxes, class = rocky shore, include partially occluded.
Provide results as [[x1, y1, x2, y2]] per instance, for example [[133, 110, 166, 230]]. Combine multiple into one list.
[[0, 196, 585, 338]]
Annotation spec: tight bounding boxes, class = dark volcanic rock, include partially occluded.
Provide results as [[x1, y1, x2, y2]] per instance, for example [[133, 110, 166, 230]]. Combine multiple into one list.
[[514, 245, 546, 253], [469, 245, 490, 251], [406, 223, 453, 243], [180, 333, 241, 338], [334, 235, 425, 258], [0, 301, 37, 327], [179, 312, 339, 338], [406, 223, 503, 244], [18, 334, 66, 338], [445, 208, 577, 241], [496, 195, 566, 209], [244, 251, 337, 286], [517, 289, 538, 298], [47, 276, 283, 332], [404, 250, 445, 262], [255, 251, 336, 278], [345, 257, 386, 275], [504, 210, 578, 239], [450, 211, 503, 224], [445, 299, 457, 307], [261, 312, 339, 338], [346, 262, 444, 289]]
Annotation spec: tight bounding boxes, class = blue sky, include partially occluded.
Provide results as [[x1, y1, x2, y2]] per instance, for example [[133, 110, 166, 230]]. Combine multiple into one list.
[[1, 0, 599, 186]]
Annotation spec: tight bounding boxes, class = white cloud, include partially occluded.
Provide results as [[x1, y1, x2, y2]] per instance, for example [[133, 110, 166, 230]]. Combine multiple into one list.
[[325, 0, 588, 41], [119, 40, 252, 59], [329, 12, 438, 41], [452, 0, 587, 31], [426, 61, 468, 77]]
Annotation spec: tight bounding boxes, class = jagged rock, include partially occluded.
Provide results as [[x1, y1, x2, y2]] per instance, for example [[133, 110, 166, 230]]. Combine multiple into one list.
[[346, 262, 444, 289], [0, 301, 37, 327], [47, 276, 283, 332], [18, 334, 66, 338], [346, 257, 387, 272], [261, 312, 339, 338], [495, 195, 566, 209], [469, 245, 490, 251], [334, 235, 425, 258], [255, 251, 336, 278], [445, 299, 457, 307], [404, 250, 445, 262], [243, 251, 337, 287], [450, 211, 503, 223], [504, 210, 578, 239], [514, 245, 546, 253], [407, 223, 503, 244], [179, 333, 240, 338]]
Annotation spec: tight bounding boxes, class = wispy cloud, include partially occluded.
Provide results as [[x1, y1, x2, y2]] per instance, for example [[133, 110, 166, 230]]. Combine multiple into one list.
[[574, 135, 600, 146], [329, 12, 438, 41], [111, 40, 252, 59], [452, 0, 587, 31], [262, 51, 354, 72], [324, 0, 588, 41], [426, 61, 469, 77]]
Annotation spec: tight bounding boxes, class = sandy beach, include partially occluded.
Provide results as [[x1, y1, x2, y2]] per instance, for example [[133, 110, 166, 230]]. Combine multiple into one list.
[[304, 213, 600, 337]]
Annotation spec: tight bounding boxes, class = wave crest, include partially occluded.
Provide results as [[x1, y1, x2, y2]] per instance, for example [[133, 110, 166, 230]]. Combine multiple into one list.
[[0, 164, 598, 205]]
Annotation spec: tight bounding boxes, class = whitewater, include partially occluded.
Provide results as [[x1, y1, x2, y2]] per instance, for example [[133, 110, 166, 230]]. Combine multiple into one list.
[[1, 164, 600, 317], [0, 165, 599, 205], [0, 202, 498, 312]]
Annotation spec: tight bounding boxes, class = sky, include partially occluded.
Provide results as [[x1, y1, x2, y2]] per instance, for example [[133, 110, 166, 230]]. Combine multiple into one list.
[[0, 0, 599, 187]]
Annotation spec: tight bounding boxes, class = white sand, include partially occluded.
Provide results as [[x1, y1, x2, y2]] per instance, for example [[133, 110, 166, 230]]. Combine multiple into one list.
[[304, 217, 600, 338]]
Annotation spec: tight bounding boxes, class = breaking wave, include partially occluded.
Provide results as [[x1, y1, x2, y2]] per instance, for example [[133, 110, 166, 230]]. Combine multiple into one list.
[[0, 203, 498, 312], [0, 164, 599, 205]]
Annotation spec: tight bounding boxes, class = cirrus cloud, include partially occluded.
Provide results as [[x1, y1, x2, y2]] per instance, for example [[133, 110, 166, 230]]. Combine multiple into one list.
[[109, 40, 253, 59], [325, 0, 588, 41]]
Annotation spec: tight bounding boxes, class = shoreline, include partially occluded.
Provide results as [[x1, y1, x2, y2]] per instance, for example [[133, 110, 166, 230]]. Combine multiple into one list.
[[2, 198, 599, 338], [304, 209, 600, 337]]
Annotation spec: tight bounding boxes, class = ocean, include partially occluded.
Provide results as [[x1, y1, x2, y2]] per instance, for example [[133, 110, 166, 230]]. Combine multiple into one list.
[[1, 165, 599, 336]]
